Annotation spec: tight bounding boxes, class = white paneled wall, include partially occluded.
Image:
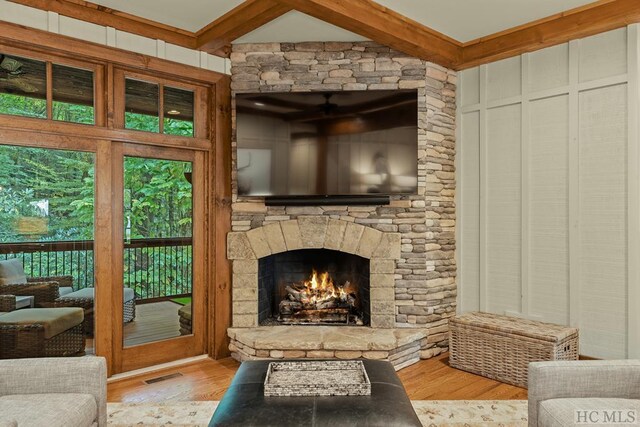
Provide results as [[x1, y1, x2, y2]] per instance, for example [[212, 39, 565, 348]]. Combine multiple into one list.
[[0, 2, 229, 74], [457, 25, 640, 359]]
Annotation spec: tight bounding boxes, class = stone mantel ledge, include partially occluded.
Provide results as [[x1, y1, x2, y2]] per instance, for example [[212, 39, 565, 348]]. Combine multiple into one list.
[[227, 216, 401, 261]]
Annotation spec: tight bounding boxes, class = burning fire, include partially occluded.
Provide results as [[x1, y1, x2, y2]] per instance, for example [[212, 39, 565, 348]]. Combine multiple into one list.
[[305, 269, 348, 306], [279, 269, 362, 325]]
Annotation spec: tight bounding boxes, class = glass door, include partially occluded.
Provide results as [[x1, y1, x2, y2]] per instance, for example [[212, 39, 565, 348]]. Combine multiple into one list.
[[114, 144, 205, 372], [0, 144, 96, 359]]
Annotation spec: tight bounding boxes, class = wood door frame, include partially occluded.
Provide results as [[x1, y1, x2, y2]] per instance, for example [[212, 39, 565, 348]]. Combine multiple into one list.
[[110, 144, 207, 373], [0, 22, 233, 375]]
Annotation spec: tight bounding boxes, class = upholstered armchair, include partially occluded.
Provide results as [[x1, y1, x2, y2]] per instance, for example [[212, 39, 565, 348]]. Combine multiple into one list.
[[528, 360, 640, 426], [0, 357, 107, 426]]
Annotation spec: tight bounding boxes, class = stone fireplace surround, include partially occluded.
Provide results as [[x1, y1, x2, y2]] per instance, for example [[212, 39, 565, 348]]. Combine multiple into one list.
[[227, 217, 435, 369], [227, 41, 457, 369]]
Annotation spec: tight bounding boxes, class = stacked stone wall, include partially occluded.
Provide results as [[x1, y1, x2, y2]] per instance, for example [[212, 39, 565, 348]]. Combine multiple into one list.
[[229, 41, 457, 356]]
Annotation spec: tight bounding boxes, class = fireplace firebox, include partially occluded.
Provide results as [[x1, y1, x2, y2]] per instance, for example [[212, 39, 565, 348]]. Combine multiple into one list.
[[258, 249, 370, 326]]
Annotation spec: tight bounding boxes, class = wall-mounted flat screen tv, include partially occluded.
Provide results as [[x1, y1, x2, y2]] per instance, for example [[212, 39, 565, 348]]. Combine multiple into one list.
[[235, 89, 418, 197]]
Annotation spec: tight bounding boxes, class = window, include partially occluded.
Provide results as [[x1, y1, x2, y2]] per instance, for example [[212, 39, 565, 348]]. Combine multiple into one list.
[[163, 86, 194, 137], [52, 64, 95, 124], [125, 79, 159, 132], [124, 76, 195, 138], [0, 54, 47, 119], [0, 52, 96, 124]]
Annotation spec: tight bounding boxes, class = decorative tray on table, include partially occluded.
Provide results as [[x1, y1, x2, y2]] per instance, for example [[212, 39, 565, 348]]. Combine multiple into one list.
[[263, 360, 371, 397]]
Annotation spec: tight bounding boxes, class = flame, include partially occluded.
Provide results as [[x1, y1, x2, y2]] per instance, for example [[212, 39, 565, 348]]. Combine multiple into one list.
[[302, 269, 347, 307]]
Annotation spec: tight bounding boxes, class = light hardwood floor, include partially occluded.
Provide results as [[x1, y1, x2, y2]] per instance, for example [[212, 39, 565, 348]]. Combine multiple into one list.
[[107, 353, 527, 402]]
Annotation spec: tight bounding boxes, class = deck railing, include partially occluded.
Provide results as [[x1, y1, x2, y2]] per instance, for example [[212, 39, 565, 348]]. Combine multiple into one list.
[[0, 237, 192, 301]]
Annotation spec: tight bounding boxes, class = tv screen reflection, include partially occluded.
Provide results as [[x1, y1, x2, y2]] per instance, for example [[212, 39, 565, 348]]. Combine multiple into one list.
[[236, 90, 418, 197]]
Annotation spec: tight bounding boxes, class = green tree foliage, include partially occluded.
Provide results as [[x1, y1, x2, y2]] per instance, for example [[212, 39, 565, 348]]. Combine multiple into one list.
[[0, 96, 195, 299], [0, 93, 46, 119]]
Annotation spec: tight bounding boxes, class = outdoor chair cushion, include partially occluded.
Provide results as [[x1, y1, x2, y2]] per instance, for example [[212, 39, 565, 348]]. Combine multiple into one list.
[[59, 287, 74, 296], [539, 398, 640, 427], [59, 287, 135, 302], [0, 393, 97, 427], [0, 307, 84, 339], [178, 303, 192, 321], [0, 259, 26, 286]]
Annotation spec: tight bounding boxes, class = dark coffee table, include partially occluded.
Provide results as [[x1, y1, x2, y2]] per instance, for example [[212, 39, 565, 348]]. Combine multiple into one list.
[[209, 359, 421, 427]]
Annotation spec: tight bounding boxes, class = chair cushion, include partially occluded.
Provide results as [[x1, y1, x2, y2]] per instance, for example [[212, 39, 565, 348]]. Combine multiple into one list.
[[59, 287, 135, 302], [0, 259, 26, 286], [59, 287, 74, 297], [0, 420, 17, 427], [0, 307, 84, 339], [178, 303, 192, 320], [539, 398, 640, 427], [0, 393, 96, 427]]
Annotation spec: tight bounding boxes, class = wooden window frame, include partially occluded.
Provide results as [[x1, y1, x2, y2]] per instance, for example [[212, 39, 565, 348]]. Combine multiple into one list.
[[114, 68, 208, 140], [0, 43, 105, 126]]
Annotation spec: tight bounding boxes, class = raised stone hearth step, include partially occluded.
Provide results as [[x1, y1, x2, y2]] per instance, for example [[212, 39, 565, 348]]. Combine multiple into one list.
[[228, 326, 441, 370]]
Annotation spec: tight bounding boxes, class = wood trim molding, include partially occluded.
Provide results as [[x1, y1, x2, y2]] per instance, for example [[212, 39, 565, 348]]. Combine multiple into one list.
[[8, 0, 197, 49], [196, 0, 293, 56], [274, 0, 462, 69], [459, 0, 640, 69], [211, 76, 232, 359], [0, 20, 224, 84]]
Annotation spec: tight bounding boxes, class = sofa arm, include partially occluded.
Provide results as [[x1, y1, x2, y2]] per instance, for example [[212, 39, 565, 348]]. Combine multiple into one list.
[[0, 357, 107, 426], [528, 360, 640, 426]]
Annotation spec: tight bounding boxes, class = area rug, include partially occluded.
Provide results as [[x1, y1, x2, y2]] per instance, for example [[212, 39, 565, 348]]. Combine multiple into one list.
[[107, 400, 528, 426]]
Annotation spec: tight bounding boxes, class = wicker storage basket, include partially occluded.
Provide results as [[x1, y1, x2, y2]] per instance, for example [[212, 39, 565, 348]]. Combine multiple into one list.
[[449, 312, 579, 388]]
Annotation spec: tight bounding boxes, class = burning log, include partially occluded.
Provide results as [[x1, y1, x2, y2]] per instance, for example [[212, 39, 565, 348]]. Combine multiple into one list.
[[277, 269, 364, 325], [279, 300, 303, 315], [316, 299, 339, 310], [285, 285, 305, 301]]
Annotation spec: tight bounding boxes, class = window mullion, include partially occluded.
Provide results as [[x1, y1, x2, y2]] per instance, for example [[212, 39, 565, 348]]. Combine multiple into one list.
[[46, 61, 53, 120], [159, 83, 164, 135]]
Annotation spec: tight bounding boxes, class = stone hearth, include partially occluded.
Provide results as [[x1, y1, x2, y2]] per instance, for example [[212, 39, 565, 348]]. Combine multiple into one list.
[[228, 326, 439, 370]]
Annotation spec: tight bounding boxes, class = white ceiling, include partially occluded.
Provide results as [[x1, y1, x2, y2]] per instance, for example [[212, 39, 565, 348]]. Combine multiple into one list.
[[235, 12, 366, 44], [375, 0, 597, 42], [90, 0, 598, 43], [89, 0, 245, 32]]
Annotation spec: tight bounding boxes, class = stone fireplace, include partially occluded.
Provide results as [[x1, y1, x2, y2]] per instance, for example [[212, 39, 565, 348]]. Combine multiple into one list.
[[226, 41, 457, 369], [228, 217, 400, 329]]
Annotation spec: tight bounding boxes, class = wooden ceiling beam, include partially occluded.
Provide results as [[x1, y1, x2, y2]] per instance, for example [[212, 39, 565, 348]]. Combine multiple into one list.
[[8, 0, 197, 49], [459, 0, 640, 70], [196, 0, 293, 55], [9, 0, 640, 71], [272, 0, 462, 69]]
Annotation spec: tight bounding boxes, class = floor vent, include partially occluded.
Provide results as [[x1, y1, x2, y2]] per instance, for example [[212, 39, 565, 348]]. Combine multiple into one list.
[[144, 372, 183, 384]]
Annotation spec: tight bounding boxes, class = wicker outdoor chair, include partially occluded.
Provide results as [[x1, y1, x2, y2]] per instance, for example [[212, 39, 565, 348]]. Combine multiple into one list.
[[0, 258, 74, 306], [55, 287, 136, 336], [0, 295, 17, 313], [0, 281, 60, 308]]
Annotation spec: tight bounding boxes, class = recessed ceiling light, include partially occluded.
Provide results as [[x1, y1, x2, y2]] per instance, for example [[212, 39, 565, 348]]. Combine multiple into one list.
[[167, 109, 181, 115], [254, 102, 265, 107]]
